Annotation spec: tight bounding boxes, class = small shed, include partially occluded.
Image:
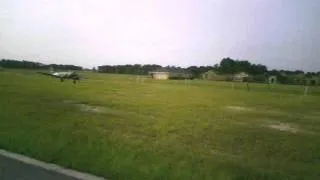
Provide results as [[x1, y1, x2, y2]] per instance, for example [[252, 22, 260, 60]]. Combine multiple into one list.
[[202, 70, 217, 79], [149, 68, 193, 80], [149, 68, 170, 80], [268, 75, 277, 84], [233, 72, 249, 82]]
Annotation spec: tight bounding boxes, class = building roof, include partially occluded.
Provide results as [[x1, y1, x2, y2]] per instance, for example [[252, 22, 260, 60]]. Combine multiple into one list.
[[234, 72, 249, 77]]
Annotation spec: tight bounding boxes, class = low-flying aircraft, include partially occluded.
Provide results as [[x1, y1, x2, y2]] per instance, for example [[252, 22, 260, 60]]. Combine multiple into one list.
[[37, 70, 81, 84]]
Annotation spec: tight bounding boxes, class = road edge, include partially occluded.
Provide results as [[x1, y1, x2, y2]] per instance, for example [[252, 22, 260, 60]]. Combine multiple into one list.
[[0, 149, 107, 180]]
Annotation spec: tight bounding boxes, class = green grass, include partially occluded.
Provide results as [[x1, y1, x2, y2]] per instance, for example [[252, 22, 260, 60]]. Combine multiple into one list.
[[1, 69, 320, 179]]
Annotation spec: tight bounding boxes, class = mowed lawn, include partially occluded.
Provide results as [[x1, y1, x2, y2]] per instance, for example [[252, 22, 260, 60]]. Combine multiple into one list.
[[1, 69, 320, 180]]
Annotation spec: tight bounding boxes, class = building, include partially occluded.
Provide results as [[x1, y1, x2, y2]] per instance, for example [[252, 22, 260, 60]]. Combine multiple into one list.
[[268, 75, 277, 84], [149, 71, 170, 80], [233, 72, 249, 82], [149, 68, 193, 80], [202, 70, 216, 79]]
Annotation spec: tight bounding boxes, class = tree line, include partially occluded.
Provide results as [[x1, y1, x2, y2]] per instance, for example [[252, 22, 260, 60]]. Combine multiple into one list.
[[0, 59, 82, 70], [1, 58, 319, 79], [98, 57, 319, 78]]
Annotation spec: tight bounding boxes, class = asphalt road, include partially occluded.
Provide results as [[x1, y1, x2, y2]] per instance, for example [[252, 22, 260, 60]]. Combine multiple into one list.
[[0, 154, 81, 180]]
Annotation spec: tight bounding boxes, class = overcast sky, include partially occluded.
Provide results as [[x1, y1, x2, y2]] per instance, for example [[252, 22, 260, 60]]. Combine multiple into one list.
[[0, 0, 319, 71]]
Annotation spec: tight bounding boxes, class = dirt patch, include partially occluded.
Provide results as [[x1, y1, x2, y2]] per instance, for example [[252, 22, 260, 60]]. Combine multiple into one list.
[[257, 119, 315, 134], [75, 104, 107, 113], [62, 100, 107, 114], [268, 123, 300, 133], [226, 106, 252, 111], [62, 99, 156, 119]]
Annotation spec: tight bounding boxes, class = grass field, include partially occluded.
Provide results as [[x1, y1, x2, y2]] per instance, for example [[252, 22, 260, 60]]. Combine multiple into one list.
[[1, 69, 320, 180]]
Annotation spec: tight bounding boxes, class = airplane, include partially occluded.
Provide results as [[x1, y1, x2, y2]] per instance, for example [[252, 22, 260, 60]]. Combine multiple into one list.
[[37, 70, 82, 84]]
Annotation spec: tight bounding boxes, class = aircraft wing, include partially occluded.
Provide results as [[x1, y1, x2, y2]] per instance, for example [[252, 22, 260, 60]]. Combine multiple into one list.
[[37, 71, 86, 81], [37, 72, 57, 77]]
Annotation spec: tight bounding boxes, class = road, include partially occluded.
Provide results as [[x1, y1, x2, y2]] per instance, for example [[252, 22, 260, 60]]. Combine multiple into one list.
[[0, 150, 106, 180]]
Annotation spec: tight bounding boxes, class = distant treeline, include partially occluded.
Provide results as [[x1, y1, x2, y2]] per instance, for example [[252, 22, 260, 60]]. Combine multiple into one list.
[[97, 57, 268, 77], [98, 57, 319, 78], [1, 58, 319, 79], [97, 64, 162, 75], [0, 59, 82, 70]]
